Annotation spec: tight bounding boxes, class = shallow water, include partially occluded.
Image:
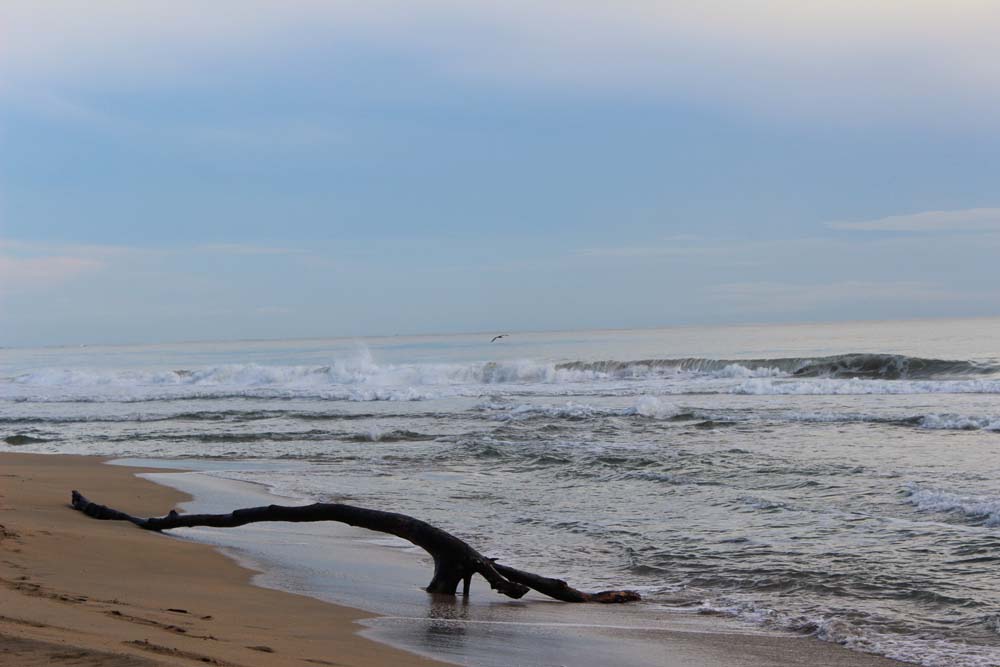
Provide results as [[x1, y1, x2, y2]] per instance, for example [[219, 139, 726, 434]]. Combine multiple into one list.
[[133, 465, 777, 667], [3, 318, 1000, 666]]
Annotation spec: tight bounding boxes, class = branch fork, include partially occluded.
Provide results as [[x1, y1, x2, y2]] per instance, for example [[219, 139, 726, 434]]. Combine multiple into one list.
[[70, 491, 640, 604]]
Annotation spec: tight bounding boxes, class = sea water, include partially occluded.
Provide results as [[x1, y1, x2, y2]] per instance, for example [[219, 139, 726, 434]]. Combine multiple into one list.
[[2, 318, 1000, 666]]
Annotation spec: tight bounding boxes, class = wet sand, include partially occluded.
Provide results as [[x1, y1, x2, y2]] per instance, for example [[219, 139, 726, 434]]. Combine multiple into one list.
[[0, 453, 910, 666]]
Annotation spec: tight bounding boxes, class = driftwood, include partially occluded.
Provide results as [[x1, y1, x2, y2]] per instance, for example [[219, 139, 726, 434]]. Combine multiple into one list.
[[70, 491, 640, 604]]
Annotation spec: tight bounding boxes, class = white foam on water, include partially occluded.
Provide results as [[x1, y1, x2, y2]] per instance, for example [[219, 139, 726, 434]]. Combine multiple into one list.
[[696, 600, 1000, 667], [6, 359, 628, 390], [917, 414, 1000, 431], [632, 395, 681, 418], [764, 410, 1000, 432], [478, 396, 683, 422], [7, 365, 1000, 404], [712, 363, 785, 379], [732, 378, 1000, 396], [6, 331, 1000, 667], [903, 484, 1000, 527], [363, 425, 387, 441]]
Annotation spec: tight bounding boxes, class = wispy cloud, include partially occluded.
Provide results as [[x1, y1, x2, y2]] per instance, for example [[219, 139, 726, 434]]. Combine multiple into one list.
[[2, 238, 310, 260], [0, 239, 311, 296], [0, 238, 123, 254], [0, 255, 104, 291], [0, 239, 144, 293], [4, 90, 347, 154], [708, 280, 961, 312], [828, 207, 1000, 233]]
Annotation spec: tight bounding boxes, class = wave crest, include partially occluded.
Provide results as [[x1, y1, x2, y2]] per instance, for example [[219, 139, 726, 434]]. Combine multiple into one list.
[[903, 484, 1000, 527], [556, 353, 996, 380], [3, 352, 998, 403]]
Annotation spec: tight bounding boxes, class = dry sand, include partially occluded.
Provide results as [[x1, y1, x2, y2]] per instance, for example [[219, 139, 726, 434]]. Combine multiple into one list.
[[0, 453, 910, 667]]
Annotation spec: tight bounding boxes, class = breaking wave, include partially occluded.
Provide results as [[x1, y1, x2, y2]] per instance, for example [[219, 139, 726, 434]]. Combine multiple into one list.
[[903, 484, 1000, 527], [480, 402, 1000, 432], [916, 414, 1000, 431], [478, 396, 685, 422], [342, 428, 437, 443], [730, 379, 1000, 396], [3, 434, 53, 445], [0, 410, 387, 424], [556, 353, 997, 380], [3, 353, 998, 403]]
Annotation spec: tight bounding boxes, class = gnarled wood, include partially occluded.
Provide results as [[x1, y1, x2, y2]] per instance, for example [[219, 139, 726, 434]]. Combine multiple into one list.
[[70, 491, 639, 604], [493, 563, 641, 603]]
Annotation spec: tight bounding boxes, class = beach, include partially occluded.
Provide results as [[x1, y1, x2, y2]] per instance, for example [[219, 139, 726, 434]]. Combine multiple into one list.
[[0, 452, 439, 667], [3, 321, 999, 666], [0, 452, 912, 666], [7, 1, 997, 662]]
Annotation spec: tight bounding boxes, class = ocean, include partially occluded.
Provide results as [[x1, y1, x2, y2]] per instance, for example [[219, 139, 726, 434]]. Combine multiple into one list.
[[2, 318, 1000, 667]]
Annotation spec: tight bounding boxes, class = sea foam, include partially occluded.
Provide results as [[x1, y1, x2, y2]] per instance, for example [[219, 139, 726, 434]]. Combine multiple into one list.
[[4, 352, 1000, 403], [903, 484, 1000, 527]]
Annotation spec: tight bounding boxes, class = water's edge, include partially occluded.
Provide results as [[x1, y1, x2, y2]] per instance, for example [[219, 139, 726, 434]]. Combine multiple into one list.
[[114, 458, 910, 667]]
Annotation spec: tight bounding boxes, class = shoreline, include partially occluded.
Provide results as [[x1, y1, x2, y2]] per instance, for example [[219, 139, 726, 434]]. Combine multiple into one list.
[[0, 452, 442, 667], [0, 452, 912, 667]]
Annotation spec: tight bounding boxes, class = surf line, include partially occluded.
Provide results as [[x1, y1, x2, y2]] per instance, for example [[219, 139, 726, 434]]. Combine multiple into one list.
[[367, 616, 678, 632]]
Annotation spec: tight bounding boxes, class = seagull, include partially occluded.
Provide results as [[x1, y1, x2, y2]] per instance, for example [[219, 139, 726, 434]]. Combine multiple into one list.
[[490, 334, 508, 343]]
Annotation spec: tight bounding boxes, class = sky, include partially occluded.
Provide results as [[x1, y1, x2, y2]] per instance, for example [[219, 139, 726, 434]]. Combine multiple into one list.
[[2, 1, 1000, 347]]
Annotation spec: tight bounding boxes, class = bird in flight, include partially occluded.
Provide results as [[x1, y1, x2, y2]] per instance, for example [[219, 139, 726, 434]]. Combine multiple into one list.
[[491, 334, 508, 343]]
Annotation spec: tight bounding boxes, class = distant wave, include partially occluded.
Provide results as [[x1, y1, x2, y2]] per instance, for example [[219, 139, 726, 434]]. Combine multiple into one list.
[[0, 410, 385, 424], [9, 353, 993, 388], [3, 434, 53, 445], [341, 428, 437, 443], [477, 400, 1000, 432], [784, 411, 1000, 432], [915, 414, 1000, 431], [556, 353, 997, 380], [93, 428, 437, 445], [477, 396, 685, 422], [3, 353, 998, 403], [119, 430, 334, 444], [729, 378, 1000, 396]]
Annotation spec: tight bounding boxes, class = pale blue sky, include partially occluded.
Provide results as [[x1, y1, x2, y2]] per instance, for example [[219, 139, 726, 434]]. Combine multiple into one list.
[[2, 2, 1000, 346]]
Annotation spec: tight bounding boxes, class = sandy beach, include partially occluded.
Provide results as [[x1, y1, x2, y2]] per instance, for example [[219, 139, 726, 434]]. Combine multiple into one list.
[[0, 452, 440, 667], [0, 452, 914, 667], [5, 1, 998, 663]]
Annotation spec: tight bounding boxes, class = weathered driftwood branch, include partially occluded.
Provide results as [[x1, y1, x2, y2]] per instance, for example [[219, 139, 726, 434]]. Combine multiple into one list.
[[70, 491, 640, 604]]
